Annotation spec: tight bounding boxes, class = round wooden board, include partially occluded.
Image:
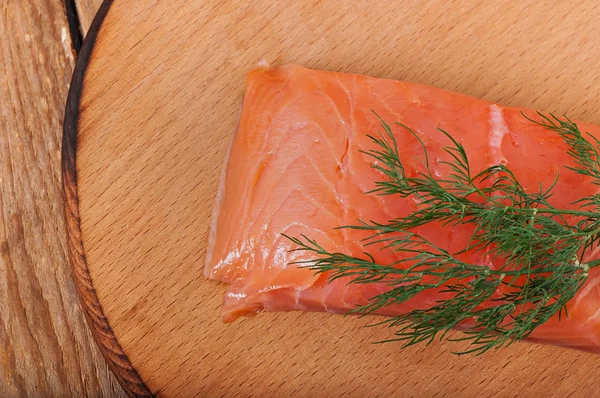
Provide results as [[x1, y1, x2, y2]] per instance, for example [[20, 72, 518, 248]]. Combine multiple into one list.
[[63, 1, 600, 396]]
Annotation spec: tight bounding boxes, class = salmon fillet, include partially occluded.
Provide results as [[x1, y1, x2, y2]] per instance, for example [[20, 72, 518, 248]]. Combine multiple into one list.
[[205, 64, 600, 350]]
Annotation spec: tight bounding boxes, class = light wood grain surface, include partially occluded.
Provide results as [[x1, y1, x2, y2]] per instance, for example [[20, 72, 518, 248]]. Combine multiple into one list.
[[66, 0, 600, 397], [0, 1, 123, 397], [75, 0, 104, 35]]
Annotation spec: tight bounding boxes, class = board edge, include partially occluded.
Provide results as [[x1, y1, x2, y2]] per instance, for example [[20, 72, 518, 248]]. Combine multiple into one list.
[[61, 1, 153, 396]]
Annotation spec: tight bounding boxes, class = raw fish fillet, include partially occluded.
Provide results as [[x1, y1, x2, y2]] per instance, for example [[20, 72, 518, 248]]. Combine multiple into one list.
[[205, 64, 600, 350]]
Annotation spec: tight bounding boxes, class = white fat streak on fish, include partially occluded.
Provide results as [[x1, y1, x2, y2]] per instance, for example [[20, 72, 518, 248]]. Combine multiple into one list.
[[204, 105, 244, 277], [488, 104, 509, 166], [487, 104, 510, 203]]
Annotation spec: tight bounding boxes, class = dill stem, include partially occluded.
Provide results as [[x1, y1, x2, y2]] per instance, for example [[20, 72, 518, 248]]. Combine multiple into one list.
[[583, 259, 600, 268], [534, 208, 600, 218]]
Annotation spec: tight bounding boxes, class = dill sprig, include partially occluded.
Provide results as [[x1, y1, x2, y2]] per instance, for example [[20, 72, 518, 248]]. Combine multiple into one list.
[[285, 111, 600, 355]]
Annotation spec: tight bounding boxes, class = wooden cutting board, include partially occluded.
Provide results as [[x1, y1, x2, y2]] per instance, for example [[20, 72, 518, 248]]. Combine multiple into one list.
[[63, 1, 600, 396]]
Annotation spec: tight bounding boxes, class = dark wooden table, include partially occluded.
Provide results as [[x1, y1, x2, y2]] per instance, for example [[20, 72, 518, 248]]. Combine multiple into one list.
[[0, 1, 123, 396]]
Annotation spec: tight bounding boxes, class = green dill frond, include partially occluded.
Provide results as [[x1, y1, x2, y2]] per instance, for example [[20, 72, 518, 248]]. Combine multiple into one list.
[[285, 112, 600, 355]]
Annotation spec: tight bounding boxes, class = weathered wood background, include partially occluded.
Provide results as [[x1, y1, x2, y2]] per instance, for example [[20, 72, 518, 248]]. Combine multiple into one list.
[[0, 1, 120, 396]]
